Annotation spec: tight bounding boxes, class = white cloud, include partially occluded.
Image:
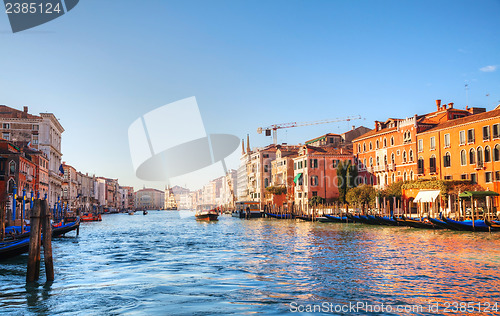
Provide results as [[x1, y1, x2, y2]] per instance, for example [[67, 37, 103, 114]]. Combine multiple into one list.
[[480, 65, 497, 72]]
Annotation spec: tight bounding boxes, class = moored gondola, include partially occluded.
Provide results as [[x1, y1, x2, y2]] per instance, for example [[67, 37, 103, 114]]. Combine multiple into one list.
[[52, 218, 80, 237], [442, 216, 496, 232], [485, 218, 500, 230], [265, 213, 293, 219], [400, 216, 440, 229], [429, 217, 452, 229], [324, 214, 352, 223], [0, 237, 30, 260]]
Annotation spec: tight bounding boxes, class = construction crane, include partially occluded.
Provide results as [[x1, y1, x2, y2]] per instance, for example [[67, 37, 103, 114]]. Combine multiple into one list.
[[257, 115, 363, 144]]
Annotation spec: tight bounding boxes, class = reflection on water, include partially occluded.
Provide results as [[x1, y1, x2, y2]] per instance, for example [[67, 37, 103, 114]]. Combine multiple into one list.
[[1, 211, 499, 315]]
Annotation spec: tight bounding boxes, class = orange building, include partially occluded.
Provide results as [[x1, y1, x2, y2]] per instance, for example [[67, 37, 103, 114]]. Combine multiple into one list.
[[417, 106, 500, 195], [353, 100, 473, 189]]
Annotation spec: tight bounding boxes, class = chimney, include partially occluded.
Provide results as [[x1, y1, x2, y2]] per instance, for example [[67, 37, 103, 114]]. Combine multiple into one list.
[[23, 106, 28, 113], [241, 139, 245, 155], [448, 102, 454, 109], [246, 134, 250, 153], [436, 100, 441, 111], [352, 125, 355, 130], [374, 121, 379, 131]]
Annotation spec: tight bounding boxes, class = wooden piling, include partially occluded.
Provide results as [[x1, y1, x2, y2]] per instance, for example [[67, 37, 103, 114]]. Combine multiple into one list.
[[27, 200, 42, 283], [41, 200, 54, 281], [0, 202, 5, 241]]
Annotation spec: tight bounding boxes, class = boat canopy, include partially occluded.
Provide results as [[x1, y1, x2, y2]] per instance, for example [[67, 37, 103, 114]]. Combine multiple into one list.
[[293, 173, 303, 184], [414, 190, 440, 203], [459, 191, 500, 198]]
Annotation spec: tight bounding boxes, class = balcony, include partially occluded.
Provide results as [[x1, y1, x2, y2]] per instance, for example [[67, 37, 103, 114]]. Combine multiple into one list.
[[475, 161, 484, 170]]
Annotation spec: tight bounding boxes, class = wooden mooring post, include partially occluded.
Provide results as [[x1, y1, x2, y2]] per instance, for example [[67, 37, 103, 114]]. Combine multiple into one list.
[[27, 199, 54, 283]]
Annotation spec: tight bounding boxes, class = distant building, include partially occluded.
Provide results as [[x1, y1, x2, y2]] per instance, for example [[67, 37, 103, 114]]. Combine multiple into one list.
[[164, 186, 178, 210], [135, 188, 165, 210]]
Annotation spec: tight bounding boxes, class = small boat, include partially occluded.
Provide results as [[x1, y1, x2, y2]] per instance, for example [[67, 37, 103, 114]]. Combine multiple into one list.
[[52, 218, 80, 237], [265, 212, 293, 219], [400, 216, 439, 229], [0, 237, 30, 260], [324, 214, 352, 223], [3, 225, 30, 240], [296, 215, 314, 221], [429, 217, 452, 229], [317, 216, 335, 222], [442, 216, 495, 232], [374, 215, 399, 226], [195, 209, 219, 221], [80, 213, 102, 222], [128, 210, 135, 215], [143, 210, 148, 215], [485, 218, 500, 230]]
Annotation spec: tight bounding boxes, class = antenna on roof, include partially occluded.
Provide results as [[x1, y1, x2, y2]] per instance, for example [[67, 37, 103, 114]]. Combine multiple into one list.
[[465, 81, 469, 107]]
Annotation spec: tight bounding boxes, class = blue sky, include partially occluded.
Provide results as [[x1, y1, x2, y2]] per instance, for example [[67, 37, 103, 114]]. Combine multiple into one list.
[[1, 0, 499, 190]]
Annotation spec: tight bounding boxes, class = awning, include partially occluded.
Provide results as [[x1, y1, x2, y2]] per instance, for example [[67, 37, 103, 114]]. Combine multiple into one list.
[[459, 191, 500, 198], [413, 190, 440, 203], [293, 173, 303, 184]]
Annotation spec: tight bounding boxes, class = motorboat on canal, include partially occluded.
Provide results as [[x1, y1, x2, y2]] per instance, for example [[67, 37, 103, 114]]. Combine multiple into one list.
[[195, 209, 219, 221], [0, 237, 30, 260], [128, 210, 135, 215], [80, 213, 102, 222], [143, 210, 148, 215]]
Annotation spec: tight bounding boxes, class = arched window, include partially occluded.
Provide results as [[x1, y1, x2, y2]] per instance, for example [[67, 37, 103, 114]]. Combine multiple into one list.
[[363, 158, 367, 169], [369, 142, 373, 150], [357, 144, 361, 153], [369, 157, 373, 167], [384, 174, 388, 185], [469, 148, 476, 164], [410, 171, 414, 180], [477, 147, 483, 164], [485, 146, 491, 162], [376, 156, 380, 166], [383, 138, 387, 147], [409, 150, 414, 162], [461, 149, 467, 166], [444, 152, 451, 167], [9, 161, 15, 175], [495, 144, 500, 161], [418, 157, 424, 174], [391, 153, 395, 164], [392, 173, 395, 183], [384, 155, 387, 165], [403, 172, 407, 181], [7, 178, 15, 194], [403, 151, 407, 163], [264, 178, 269, 188], [376, 140, 379, 149], [390, 136, 394, 146], [363, 143, 366, 152]]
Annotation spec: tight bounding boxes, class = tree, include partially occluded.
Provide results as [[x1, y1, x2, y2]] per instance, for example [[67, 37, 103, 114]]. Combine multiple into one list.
[[337, 160, 359, 204], [309, 196, 326, 207], [346, 184, 376, 212]]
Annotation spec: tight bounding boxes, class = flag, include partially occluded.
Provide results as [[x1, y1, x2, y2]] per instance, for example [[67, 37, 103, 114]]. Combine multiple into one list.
[[59, 164, 64, 176]]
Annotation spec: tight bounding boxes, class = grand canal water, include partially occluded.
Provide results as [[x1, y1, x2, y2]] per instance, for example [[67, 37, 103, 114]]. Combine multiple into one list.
[[1, 211, 499, 315]]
